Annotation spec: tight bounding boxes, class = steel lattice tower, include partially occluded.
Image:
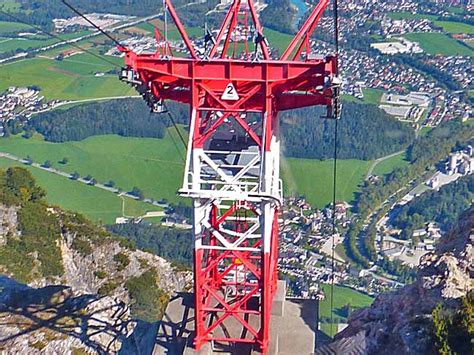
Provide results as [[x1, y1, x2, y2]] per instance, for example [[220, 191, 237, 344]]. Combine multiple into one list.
[[121, 0, 338, 352]]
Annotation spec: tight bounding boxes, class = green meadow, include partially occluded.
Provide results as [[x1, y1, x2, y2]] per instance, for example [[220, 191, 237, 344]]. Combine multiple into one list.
[[0, 1, 22, 12], [343, 88, 384, 105], [0, 132, 186, 205], [403, 33, 473, 56], [0, 56, 135, 100], [372, 152, 410, 177], [434, 21, 474, 34], [0, 157, 161, 225], [0, 131, 373, 211], [387, 12, 438, 21], [0, 20, 32, 35], [319, 284, 374, 337], [281, 157, 371, 208], [0, 30, 91, 53]]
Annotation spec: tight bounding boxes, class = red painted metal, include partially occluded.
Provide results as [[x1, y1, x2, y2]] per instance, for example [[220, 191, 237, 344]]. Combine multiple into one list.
[[121, 0, 337, 352]]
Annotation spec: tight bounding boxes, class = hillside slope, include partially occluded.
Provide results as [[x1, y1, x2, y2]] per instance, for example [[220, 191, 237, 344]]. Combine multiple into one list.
[[0, 167, 191, 354], [318, 207, 473, 354]]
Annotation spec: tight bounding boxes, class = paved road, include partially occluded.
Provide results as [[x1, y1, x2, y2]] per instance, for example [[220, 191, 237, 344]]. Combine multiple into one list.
[[31, 95, 141, 116], [365, 150, 405, 180]]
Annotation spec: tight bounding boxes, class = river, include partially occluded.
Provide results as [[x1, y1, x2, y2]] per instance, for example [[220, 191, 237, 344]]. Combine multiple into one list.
[[290, 0, 308, 27]]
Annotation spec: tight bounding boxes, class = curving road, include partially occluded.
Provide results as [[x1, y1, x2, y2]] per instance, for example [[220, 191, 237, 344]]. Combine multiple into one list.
[[365, 150, 405, 180]]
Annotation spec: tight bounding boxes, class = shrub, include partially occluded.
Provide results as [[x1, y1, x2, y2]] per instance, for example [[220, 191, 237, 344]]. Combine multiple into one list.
[[125, 270, 169, 322], [113, 252, 130, 271], [94, 271, 107, 279], [98, 281, 118, 296], [72, 237, 93, 255]]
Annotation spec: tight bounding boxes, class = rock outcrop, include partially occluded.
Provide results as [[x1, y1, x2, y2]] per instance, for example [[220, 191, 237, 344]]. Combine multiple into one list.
[[0, 204, 192, 354], [318, 207, 473, 355]]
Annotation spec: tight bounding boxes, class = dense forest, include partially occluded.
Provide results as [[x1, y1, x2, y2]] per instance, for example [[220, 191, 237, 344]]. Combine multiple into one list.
[[28, 99, 189, 142], [281, 102, 415, 160], [107, 223, 193, 267], [392, 55, 461, 91], [0, 0, 220, 30], [392, 175, 473, 236], [260, 0, 295, 34], [356, 120, 473, 217], [28, 99, 414, 161], [346, 120, 473, 268]]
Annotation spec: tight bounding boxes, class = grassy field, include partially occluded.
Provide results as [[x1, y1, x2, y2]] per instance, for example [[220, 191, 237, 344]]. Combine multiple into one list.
[[342, 88, 383, 105], [434, 21, 474, 34], [0, 30, 91, 53], [372, 152, 409, 176], [403, 33, 473, 56], [0, 132, 187, 204], [0, 56, 135, 100], [319, 284, 374, 337], [0, 1, 21, 12], [0, 158, 161, 224], [387, 12, 438, 21], [0, 131, 371, 210], [281, 158, 371, 208], [0, 20, 32, 35]]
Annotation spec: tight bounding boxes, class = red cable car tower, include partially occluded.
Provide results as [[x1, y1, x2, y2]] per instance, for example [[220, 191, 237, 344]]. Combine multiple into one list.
[[121, 0, 339, 352]]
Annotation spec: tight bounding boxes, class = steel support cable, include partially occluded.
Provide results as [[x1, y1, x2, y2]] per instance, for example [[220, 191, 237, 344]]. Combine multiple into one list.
[[60, 0, 125, 49], [2, 7, 186, 168], [0, 10, 121, 68], [329, 0, 340, 340], [58, 1, 187, 165], [163, 102, 188, 149]]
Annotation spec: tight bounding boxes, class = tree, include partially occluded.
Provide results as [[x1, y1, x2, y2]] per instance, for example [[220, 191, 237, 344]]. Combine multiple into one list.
[[3, 167, 45, 204], [70, 171, 80, 180], [84, 175, 93, 181], [130, 187, 145, 200], [59, 157, 69, 165], [22, 130, 33, 139], [24, 156, 33, 165]]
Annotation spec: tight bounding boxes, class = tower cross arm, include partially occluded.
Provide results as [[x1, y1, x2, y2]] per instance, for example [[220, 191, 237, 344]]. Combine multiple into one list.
[[281, 0, 331, 61]]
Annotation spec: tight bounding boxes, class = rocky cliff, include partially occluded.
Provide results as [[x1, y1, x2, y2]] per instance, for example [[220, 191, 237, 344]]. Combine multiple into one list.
[[0, 168, 192, 354], [318, 207, 473, 355]]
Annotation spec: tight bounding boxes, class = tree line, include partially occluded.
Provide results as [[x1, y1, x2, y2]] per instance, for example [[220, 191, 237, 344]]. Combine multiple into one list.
[[281, 102, 415, 161], [260, 0, 296, 34], [107, 223, 193, 267], [27, 99, 188, 142], [26, 99, 414, 162], [393, 174, 474, 238]]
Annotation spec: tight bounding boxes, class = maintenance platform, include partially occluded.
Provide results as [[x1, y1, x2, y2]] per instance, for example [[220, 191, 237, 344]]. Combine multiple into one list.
[[154, 281, 318, 355]]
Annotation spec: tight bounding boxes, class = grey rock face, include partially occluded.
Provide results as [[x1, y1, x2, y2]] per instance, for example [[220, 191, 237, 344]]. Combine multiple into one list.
[[0, 205, 193, 354], [329, 208, 474, 355]]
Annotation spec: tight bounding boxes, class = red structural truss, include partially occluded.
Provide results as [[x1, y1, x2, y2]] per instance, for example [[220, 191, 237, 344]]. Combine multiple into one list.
[[121, 0, 338, 352]]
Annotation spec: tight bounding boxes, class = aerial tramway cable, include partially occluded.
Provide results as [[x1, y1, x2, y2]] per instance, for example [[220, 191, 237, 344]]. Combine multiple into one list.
[[329, 0, 341, 339], [60, 0, 125, 49], [2, 2, 188, 164], [0, 10, 122, 68]]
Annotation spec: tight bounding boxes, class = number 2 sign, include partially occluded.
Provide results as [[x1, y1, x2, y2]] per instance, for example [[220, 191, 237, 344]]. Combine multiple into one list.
[[221, 83, 240, 101]]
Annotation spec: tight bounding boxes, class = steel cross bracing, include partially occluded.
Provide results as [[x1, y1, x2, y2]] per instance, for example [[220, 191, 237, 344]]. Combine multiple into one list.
[[120, 0, 338, 352]]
